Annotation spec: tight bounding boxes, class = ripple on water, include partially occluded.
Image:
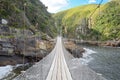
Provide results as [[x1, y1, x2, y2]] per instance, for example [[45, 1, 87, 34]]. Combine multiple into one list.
[[79, 48, 96, 65]]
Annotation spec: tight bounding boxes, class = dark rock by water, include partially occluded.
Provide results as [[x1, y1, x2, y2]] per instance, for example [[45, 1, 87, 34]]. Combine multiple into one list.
[[64, 41, 85, 58], [0, 39, 54, 66], [0, 39, 85, 66], [78, 40, 120, 47]]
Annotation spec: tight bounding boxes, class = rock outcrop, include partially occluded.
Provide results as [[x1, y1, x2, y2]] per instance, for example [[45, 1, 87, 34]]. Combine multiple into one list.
[[79, 40, 120, 47], [64, 41, 85, 58], [0, 39, 85, 66]]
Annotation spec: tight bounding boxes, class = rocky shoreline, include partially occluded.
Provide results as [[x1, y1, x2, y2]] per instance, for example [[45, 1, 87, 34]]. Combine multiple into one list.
[[0, 39, 85, 66], [65, 41, 85, 58], [78, 40, 120, 47], [1, 38, 120, 66]]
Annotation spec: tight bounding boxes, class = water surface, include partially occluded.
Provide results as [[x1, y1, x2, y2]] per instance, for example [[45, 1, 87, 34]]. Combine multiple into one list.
[[79, 44, 120, 80]]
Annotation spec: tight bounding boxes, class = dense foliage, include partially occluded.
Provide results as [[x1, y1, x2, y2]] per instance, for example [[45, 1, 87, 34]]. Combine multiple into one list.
[[0, 0, 56, 37], [93, 0, 120, 40], [54, 0, 120, 40], [54, 4, 98, 38]]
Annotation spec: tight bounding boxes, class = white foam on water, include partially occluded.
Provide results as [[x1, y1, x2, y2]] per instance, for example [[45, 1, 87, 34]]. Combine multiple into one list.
[[79, 48, 97, 65], [15, 64, 26, 67], [0, 64, 29, 79], [0, 65, 13, 79]]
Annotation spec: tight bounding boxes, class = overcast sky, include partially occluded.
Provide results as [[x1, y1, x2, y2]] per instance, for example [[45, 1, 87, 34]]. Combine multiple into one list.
[[40, 0, 109, 13]]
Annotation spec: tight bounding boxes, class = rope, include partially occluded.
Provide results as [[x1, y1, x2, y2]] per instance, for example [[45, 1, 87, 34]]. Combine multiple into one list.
[[88, 0, 103, 28], [89, 0, 103, 18], [34, 23, 38, 63], [22, 3, 26, 71], [35, 35, 37, 62]]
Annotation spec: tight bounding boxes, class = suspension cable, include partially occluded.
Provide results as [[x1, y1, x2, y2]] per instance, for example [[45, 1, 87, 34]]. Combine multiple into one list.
[[22, 2, 26, 71], [35, 23, 37, 62], [88, 0, 103, 28], [89, 0, 103, 19]]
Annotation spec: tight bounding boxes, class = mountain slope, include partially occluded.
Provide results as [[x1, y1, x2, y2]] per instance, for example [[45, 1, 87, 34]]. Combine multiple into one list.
[[54, 0, 120, 40], [0, 0, 56, 37], [93, 0, 120, 40], [54, 4, 104, 39]]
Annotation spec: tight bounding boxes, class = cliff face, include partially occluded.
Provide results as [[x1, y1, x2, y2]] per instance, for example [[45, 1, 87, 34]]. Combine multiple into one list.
[[0, 0, 56, 37], [54, 4, 98, 39]]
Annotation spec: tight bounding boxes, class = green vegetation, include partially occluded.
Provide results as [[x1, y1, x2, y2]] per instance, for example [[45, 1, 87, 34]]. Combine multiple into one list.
[[93, 0, 120, 40], [0, 35, 14, 38], [54, 0, 120, 40], [54, 4, 98, 38], [0, 0, 56, 37]]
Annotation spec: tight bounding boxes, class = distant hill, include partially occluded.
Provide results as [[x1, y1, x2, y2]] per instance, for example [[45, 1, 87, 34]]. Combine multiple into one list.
[[54, 0, 120, 40], [0, 0, 56, 37]]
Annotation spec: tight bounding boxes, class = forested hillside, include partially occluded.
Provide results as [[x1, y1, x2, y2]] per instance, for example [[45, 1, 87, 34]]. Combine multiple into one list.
[[54, 0, 120, 40], [0, 0, 56, 37], [94, 0, 120, 40]]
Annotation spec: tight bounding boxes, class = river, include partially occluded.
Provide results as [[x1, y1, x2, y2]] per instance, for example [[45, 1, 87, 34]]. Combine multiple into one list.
[[0, 44, 120, 80], [0, 64, 32, 80], [79, 44, 120, 80]]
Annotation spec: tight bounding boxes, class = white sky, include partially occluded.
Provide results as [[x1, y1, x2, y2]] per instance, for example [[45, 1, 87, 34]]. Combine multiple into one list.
[[40, 0, 69, 13], [89, 0, 96, 3], [40, 0, 97, 13]]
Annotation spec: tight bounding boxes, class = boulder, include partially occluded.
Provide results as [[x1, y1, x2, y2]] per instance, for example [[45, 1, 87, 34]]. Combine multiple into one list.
[[64, 41, 85, 58]]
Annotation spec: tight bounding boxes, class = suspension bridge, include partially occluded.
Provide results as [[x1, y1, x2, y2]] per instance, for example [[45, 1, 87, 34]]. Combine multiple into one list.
[[13, 36, 106, 80]]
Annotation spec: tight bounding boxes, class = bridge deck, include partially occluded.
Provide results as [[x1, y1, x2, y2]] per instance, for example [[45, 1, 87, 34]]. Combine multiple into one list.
[[14, 36, 107, 80], [46, 37, 72, 80]]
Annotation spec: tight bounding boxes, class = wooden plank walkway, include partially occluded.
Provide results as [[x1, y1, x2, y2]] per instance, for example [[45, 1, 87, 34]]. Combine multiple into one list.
[[46, 37, 72, 80], [13, 36, 107, 80]]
